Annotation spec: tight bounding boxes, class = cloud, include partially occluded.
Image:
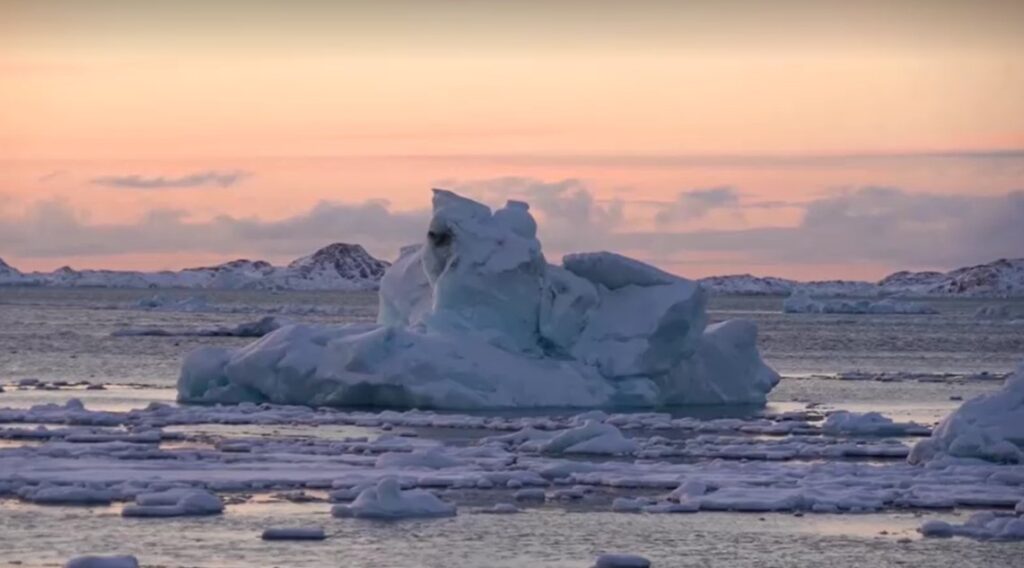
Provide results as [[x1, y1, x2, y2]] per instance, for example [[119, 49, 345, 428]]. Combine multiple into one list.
[[617, 187, 1024, 268], [38, 169, 69, 183], [90, 170, 250, 189], [654, 186, 740, 225], [0, 181, 1019, 273], [0, 199, 428, 262]]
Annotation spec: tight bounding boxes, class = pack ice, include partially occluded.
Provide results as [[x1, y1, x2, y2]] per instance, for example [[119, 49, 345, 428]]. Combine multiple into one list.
[[178, 190, 779, 409]]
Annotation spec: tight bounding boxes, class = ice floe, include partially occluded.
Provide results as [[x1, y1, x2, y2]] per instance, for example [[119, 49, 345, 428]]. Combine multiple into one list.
[[122, 488, 224, 517], [919, 511, 1024, 541], [177, 189, 778, 409], [331, 477, 456, 519], [821, 411, 929, 436], [1, 397, 1022, 523]]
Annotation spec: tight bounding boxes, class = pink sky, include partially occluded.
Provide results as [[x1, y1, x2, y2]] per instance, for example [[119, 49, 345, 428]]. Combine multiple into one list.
[[1, 1, 1022, 280]]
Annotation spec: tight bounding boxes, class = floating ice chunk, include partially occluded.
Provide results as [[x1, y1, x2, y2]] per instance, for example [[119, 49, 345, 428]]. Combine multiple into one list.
[[822, 411, 929, 436], [910, 361, 1024, 464], [375, 447, 462, 469], [538, 420, 638, 455], [20, 485, 114, 505], [919, 519, 956, 537], [65, 556, 139, 568], [478, 503, 521, 514], [699, 487, 805, 512], [122, 488, 224, 517], [261, 527, 327, 540], [668, 480, 708, 501], [592, 553, 652, 568], [513, 488, 547, 502], [331, 477, 455, 519], [919, 512, 1024, 541], [178, 190, 778, 409]]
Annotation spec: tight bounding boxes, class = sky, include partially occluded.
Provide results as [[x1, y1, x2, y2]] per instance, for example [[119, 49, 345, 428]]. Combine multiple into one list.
[[1, 0, 1022, 280]]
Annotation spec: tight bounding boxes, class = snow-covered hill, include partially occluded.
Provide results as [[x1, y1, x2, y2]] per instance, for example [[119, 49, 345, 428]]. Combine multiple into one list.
[[0, 257, 33, 286], [880, 258, 1024, 298], [2, 249, 1020, 297], [272, 243, 389, 290], [0, 244, 389, 291], [701, 258, 1024, 298]]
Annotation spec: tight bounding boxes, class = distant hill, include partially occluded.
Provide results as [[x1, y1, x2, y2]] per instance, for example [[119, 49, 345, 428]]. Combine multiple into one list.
[[700, 258, 1024, 298], [2, 248, 1021, 297], [0, 243, 389, 291]]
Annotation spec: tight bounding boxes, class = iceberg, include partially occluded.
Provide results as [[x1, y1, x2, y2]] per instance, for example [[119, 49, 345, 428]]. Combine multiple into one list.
[[178, 189, 778, 409], [910, 360, 1024, 464]]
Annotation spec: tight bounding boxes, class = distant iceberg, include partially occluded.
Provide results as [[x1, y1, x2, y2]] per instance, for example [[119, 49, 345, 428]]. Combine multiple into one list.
[[782, 289, 938, 315], [177, 190, 779, 409]]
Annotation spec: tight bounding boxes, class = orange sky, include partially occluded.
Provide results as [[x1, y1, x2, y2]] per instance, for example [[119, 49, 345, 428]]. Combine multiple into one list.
[[1, 1, 1022, 280]]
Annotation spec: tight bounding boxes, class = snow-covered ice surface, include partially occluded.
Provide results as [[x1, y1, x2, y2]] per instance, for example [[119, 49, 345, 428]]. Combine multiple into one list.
[[2, 277, 1024, 566], [177, 190, 779, 409]]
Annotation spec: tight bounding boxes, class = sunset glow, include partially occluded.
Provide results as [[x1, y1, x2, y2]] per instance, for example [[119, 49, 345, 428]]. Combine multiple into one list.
[[2, 0, 1022, 279]]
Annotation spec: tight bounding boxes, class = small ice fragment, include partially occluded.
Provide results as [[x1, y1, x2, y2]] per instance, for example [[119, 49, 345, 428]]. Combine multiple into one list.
[[64, 556, 139, 568], [918, 520, 954, 538], [122, 488, 224, 517], [478, 503, 521, 514], [261, 527, 326, 540], [330, 477, 455, 519], [513, 488, 546, 502], [592, 553, 651, 568]]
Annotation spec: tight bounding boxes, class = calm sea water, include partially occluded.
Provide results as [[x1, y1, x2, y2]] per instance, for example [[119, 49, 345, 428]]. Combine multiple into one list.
[[1, 288, 1022, 567], [2, 288, 1021, 386]]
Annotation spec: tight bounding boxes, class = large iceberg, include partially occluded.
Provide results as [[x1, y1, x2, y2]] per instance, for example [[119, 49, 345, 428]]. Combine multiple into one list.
[[178, 190, 779, 409]]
